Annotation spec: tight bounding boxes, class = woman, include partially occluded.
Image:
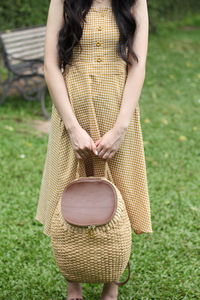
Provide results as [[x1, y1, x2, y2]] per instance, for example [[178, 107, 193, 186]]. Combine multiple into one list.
[[35, 0, 153, 299]]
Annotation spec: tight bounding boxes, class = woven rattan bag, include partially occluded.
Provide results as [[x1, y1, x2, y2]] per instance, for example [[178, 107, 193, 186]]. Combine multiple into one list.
[[50, 158, 132, 286]]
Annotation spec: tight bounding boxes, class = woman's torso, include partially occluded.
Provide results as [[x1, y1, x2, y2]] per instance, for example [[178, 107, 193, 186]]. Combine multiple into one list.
[[64, 6, 128, 76]]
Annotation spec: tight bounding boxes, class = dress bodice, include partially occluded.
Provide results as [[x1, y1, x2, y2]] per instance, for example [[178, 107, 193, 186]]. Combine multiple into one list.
[[64, 7, 127, 76]]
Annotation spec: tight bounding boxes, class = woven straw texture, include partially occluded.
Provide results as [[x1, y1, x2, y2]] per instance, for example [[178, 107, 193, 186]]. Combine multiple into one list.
[[50, 176, 132, 283], [35, 5, 153, 236]]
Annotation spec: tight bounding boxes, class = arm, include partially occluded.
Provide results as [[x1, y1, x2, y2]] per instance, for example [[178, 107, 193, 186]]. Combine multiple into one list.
[[95, 0, 149, 159], [113, 0, 149, 134], [44, 0, 97, 159], [44, 0, 80, 133]]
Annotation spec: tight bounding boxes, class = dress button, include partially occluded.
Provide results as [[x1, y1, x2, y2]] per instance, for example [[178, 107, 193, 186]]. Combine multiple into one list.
[[97, 26, 102, 31], [96, 58, 102, 62], [96, 41, 101, 47]]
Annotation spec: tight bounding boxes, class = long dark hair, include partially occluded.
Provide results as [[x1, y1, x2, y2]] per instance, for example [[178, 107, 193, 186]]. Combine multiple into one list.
[[58, 0, 138, 71]]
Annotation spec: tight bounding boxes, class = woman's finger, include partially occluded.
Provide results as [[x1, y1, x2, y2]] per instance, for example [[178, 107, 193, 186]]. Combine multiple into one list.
[[102, 149, 112, 160], [96, 143, 104, 155], [97, 145, 108, 157], [108, 150, 116, 159], [82, 148, 91, 157], [75, 152, 82, 159], [77, 149, 88, 160]]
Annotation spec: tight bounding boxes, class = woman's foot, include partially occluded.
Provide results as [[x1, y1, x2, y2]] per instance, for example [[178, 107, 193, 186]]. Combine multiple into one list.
[[66, 281, 83, 300], [100, 282, 119, 300]]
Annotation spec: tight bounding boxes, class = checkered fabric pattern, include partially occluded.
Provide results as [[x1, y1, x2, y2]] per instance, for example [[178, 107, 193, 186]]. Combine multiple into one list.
[[35, 6, 153, 236]]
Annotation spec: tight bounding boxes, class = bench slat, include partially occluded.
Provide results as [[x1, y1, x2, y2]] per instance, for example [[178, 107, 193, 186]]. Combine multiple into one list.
[[2, 32, 45, 48], [4, 36, 44, 50], [1, 27, 46, 41], [6, 40, 44, 57], [3, 33, 45, 45], [8, 47, 44, 59], [10, 51, 44, 65]]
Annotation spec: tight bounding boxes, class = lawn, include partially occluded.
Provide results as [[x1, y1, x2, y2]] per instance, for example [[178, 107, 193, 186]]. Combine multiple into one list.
[[0, 20, 200, 299]]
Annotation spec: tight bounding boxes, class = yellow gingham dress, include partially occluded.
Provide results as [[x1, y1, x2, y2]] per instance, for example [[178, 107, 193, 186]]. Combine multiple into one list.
[[35, 5, 153, 236]]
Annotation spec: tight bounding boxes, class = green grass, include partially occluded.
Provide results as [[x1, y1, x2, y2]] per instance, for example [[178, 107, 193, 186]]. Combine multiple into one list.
[[0, 21, 200, 299]]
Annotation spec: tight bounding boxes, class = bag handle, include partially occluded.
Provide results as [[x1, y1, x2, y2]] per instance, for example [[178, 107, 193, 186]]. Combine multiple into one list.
[[69, 83, 110, 179], [75, 158, 109, 179], [113, 261, 131, 286]]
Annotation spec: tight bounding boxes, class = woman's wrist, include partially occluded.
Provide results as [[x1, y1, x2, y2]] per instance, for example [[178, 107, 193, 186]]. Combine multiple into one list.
[[63, 119, 81, 134], [113, 122, 129, 135]]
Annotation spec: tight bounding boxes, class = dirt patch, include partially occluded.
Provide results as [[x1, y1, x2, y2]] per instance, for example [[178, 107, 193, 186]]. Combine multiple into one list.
[[181, 25, 198, 31], [29, 119, 51, 134]]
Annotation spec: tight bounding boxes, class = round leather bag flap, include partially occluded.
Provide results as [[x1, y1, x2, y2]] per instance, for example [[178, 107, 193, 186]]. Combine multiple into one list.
[[61, 178, 118, 226]]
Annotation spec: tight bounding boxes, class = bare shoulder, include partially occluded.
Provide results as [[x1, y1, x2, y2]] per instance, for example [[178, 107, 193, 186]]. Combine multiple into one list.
[[49, 0, 64, 9], [44, 0, 65, 68], [46, 0, 64, 30], [130, 0, 148, 25]]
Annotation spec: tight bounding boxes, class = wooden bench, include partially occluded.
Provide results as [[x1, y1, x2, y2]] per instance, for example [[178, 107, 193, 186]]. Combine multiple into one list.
[[0, 25, 50, 119]]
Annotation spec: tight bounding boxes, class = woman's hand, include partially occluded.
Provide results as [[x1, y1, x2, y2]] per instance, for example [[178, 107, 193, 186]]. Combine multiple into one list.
[[68, 126, 97, 160], [95, 127, 127, 160]]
